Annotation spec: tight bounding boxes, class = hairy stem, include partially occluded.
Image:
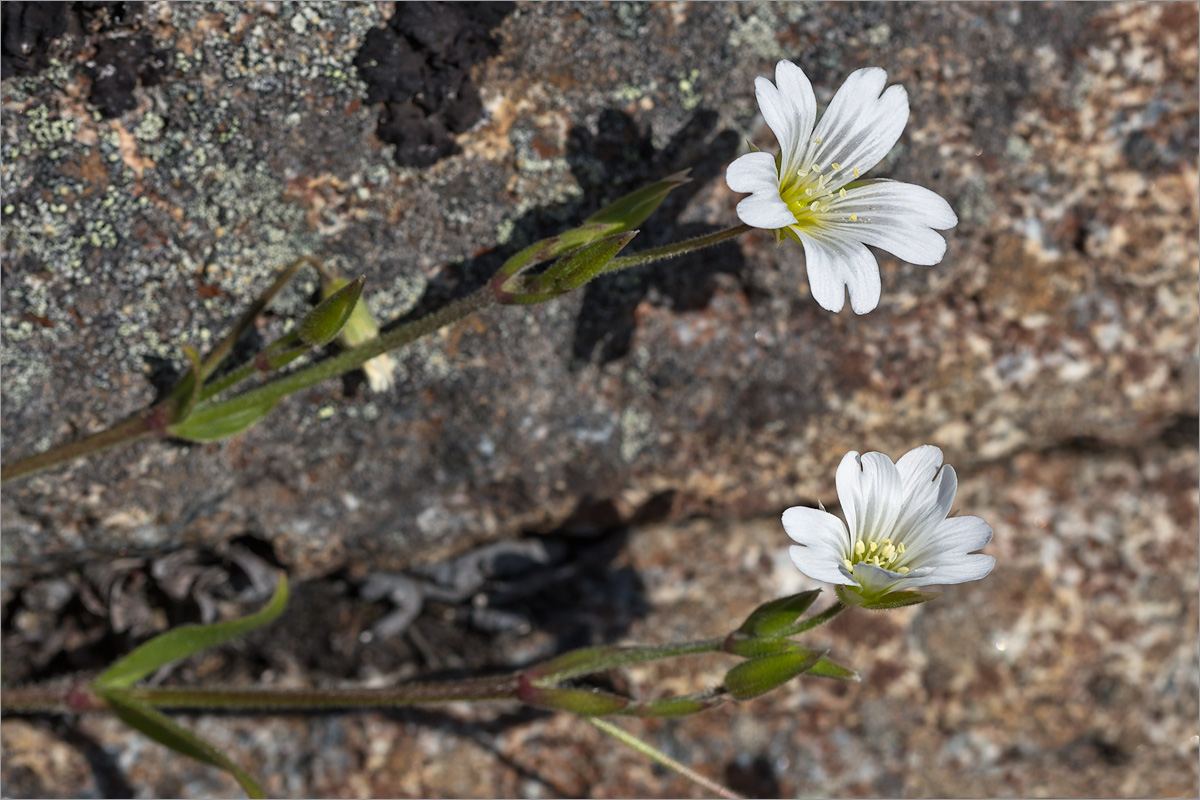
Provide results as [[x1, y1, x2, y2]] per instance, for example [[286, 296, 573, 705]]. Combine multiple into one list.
[[603, 223, 751, 273]]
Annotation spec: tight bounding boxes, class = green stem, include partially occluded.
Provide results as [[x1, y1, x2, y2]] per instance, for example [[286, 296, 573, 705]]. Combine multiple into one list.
[[0, 403, 168, 484], [1, 676, 521, 715], [126, 676, 520, 710], [603, 223, 751, 273], [588, 717, 744, 800], [531, 638, 726, 685], [776, 601, 846, 638], [179, 286, 494, 426]]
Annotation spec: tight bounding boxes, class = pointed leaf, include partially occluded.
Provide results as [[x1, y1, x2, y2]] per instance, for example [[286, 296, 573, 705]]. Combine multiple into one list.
[[167, 395, 280, 443], [532, 231, 639, 294], [585, 170, 691, 232], [806, 656, 860, 682], [737, 590, 822, 637], [100, 690, 264, 798], [300, 275, 365, 346], [724, 635, 810, 659], [94, 576, 288, 690], [724, 648, 826, 701], [623, 689, 727, 718]]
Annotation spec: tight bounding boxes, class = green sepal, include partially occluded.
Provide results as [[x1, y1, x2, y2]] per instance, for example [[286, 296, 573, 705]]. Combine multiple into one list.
[[621, 688, 726, 718], [836, 584, 940, 610], [724, 647, 826, 701], [299, 275, 365, 346], [99, 690, 265, 798], [519, 684, 630, 716], [584, 169, 691, 234], [723, 635, 811, 660], [93, 576, 288, 690], [166, 394, 280, 443], [530, 231, 638, 293], [806, 656, 860, 682], [736, 590, 822, 637]]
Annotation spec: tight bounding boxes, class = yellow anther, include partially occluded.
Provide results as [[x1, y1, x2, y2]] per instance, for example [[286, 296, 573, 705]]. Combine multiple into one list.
[[897, 542, 906, 554], [852, 167, 860, 178], [843, 558, 854, 570], [898, 566, 910, 574], [868, 541, 878, 554], [814, 137, 822, 144], [805, 188, 814, 196], [849, 214, 858, 221], [831, 162, 841, 171], [810, 201, 820, 211], [854, 541, 865, 557], [810, 164, 821, 173], [839, 188, 847, 199], [882, 544, 895, 560]]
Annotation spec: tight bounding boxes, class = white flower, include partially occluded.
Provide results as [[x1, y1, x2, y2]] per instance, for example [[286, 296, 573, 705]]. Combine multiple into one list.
[[726, 61, 958, 314], [782, 446, 994, 604]]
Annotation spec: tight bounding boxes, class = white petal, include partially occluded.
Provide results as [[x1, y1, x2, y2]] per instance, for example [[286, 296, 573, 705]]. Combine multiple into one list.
[[836, 450, 903, 542], [755, 61, 816, 179], [772, 60, 817, 177], [928, 553, 996, 584], [797, 228, 881, 313], [829, 180, 958, 265], [895, 445, 944, 489], [894, 463, 958, 551], [737, 192, 798, 230], [726, 151, 781, 194], [801, 67, 909, 186], [782, 506, 851, 556], [912, 516, 994, 566], [790, 545, 856, 585]]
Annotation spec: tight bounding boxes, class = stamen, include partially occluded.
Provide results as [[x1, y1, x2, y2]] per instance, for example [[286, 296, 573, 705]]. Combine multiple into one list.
[[843, 558, 854, 570], [854, 541, 865, 557], [849, 214, 858, 221], [831, 162, 841, 171], [852, 167, 860, 178], [898, 567, 909, 574], [838, 188, 847, 199], [810, 201, 819, 211], [897, 542, 906, 554], [814, 137, 822, 144]]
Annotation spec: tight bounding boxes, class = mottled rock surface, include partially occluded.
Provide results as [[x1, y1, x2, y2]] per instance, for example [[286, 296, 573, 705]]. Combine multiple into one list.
[[2, 1, 1197, 797]]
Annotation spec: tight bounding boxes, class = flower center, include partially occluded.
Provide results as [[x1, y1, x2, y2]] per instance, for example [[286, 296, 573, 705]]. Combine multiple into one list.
[[779, 162, 860, 229], [842, 538, 910, 574]]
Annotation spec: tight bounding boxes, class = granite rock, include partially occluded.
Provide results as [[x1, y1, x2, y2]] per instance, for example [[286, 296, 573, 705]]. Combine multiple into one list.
[[2, 3, 1198, 795]]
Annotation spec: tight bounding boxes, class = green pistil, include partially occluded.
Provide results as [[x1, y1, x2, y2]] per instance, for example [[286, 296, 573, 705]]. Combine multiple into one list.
[[779, 162, 857, 229]]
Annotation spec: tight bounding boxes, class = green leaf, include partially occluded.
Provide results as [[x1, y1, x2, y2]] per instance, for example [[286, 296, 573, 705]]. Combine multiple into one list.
[[737, 590, 822, 637], [531, 231, 639, 294], [806, 656, 860, 682], [100, 690, 264, 798], [585, 170, 691, 233], [623, 689, 726, 718], [836, 584, 940, 610], [167, 395, 280, 443], [723, 635, 810, 660], [301, 275, 365, 346], [520, 685, 630, 716], [724, 647, 825, 701], [94, 576, 288, 690]]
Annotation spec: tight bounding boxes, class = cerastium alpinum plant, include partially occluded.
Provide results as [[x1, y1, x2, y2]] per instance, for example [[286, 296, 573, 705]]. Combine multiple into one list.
[[2, 62, 986, 798]]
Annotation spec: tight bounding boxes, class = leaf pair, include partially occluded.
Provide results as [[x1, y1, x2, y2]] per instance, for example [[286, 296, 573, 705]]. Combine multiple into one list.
[[491, 171, 691, 305], [91, 576, 290, 798]]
